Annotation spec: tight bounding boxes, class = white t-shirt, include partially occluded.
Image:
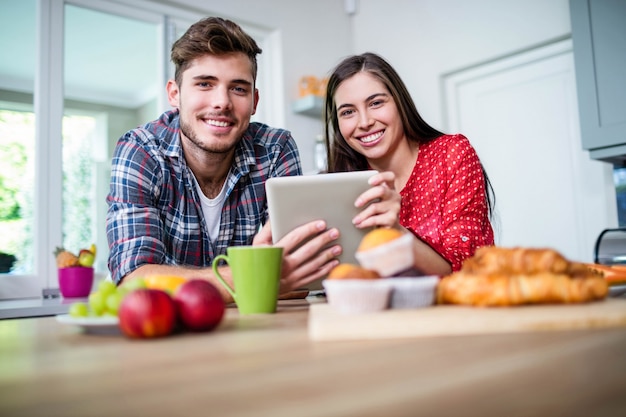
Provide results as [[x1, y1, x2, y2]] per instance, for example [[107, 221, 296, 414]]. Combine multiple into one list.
[[192, 174, 227, 242]]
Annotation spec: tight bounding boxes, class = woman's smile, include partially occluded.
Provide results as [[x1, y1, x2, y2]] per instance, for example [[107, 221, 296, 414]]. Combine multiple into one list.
[[357, 129, 384, 145]]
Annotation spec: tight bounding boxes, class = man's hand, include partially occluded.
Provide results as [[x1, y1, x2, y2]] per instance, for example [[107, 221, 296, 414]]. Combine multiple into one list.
[[268, 220, 341, 294]]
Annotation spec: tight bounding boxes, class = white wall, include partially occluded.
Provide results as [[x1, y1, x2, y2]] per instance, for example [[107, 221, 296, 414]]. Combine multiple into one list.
[[352, 0, 572, 130]]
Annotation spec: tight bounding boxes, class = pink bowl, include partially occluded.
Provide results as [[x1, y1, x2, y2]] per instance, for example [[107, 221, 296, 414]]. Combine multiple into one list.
[[58, 267, 94, 298]]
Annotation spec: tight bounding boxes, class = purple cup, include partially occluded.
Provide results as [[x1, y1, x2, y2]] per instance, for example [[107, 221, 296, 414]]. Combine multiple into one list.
[[58, 267, 94, 298]]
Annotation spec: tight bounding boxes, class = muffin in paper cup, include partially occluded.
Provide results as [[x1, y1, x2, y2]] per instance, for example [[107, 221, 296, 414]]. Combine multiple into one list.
[[323, 279, 392, 314], [387, 276, 439, 309], [355, 232, 415, 277]]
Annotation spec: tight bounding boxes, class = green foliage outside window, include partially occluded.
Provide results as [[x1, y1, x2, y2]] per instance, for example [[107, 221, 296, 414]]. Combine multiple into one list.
[[0, 110, 95, 273], [0, 110, 33, 272]]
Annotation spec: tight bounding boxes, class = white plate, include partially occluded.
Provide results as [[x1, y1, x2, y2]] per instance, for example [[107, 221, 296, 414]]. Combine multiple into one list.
[[56, 314, 121, 335]]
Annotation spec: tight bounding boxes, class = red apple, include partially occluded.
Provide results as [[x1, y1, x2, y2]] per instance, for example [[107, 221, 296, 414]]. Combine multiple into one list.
[[118, 289, 176, 338], [173, 279, 225, 332]]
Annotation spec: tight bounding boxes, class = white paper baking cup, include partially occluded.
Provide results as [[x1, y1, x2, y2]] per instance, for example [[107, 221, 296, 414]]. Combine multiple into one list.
[[386, 276, 439, 309], [323, 279, 392, 314], [355, 233, 415, 277]]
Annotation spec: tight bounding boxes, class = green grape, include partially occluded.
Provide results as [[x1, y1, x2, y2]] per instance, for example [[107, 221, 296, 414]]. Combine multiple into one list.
[[118, 277, 146, 296], [105, 291, 124, 316], [69, 302, 89, 318], [88, 291, 106, 316], [97, 280, 117, 298]]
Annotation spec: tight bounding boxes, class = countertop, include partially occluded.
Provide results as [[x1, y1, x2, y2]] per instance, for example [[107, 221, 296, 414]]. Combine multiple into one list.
[[1, 298, 626, 417], [0, 295, 79, 319]]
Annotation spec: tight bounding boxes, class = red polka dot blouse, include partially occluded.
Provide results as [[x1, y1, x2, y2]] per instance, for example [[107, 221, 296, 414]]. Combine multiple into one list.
[[399, 134, 494, 271]]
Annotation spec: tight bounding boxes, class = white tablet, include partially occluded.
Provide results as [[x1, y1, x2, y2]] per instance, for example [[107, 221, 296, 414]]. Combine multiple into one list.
[[266, 170, 378, 289]]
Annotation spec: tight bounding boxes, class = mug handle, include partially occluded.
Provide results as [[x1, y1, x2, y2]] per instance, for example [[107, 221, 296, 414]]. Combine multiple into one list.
[[212, 254, 237, 300]]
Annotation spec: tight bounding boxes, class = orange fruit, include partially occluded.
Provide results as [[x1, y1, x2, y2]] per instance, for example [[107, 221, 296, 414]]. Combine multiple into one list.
[[327, 263, 380, 280], [357, 228, 404, 252], [143, 275, 188, 294]]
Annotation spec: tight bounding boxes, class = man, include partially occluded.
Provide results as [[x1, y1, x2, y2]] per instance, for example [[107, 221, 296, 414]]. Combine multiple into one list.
[[106, 17, 341, 301]]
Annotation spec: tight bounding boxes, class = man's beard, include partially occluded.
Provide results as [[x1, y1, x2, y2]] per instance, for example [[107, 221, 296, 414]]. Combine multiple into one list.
[[179, 116, 236, 154]]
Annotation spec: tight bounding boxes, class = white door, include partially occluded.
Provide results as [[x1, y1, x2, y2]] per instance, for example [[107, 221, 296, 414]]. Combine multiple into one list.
[[443, 39, 617, 262]]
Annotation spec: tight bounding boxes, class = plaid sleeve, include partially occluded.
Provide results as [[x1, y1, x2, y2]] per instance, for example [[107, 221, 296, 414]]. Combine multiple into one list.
[[105, 131, 167, 284]]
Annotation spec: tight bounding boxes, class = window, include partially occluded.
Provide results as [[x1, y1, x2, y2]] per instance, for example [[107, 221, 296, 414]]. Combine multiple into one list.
[[63, 3, 163, 276], [0, 0, 38, 298], [0, 109, 35, 274], [0, 108, 102, 274]]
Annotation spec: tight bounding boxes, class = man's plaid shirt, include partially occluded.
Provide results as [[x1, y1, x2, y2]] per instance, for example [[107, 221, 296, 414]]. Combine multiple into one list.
[[106, 109, 302, 284]]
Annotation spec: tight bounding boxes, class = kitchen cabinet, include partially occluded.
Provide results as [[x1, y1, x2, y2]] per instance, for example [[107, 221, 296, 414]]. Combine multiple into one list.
[[570, 0, 626, 164]]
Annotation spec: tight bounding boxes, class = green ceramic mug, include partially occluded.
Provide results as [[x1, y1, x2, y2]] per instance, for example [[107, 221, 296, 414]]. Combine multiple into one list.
[[212, 246, 283, 314]]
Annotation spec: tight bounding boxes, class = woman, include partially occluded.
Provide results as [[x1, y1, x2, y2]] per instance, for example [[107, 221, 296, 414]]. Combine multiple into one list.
[[323, 52, 495, 276]]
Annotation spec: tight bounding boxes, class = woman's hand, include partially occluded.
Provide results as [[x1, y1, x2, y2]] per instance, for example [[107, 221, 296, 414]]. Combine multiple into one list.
[[352, 171, 402, 229], [271, 220, 341, 294]]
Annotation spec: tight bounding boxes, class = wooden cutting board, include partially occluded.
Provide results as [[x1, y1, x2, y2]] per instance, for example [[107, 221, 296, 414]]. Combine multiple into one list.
[[308, 298, 626, 341]]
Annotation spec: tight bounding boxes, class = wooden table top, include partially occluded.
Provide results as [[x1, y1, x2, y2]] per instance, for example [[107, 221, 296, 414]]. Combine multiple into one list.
[[1, 298, 625, 417]]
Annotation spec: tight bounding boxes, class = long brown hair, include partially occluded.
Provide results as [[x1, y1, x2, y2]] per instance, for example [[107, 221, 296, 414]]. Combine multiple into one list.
[[323, 52, 495, 217]]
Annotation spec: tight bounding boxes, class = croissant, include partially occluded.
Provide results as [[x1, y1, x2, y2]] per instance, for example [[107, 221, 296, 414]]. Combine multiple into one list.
[[437, 271, 608, 306], [461, 246, 572, 275], [438, 247, 608, 306]]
